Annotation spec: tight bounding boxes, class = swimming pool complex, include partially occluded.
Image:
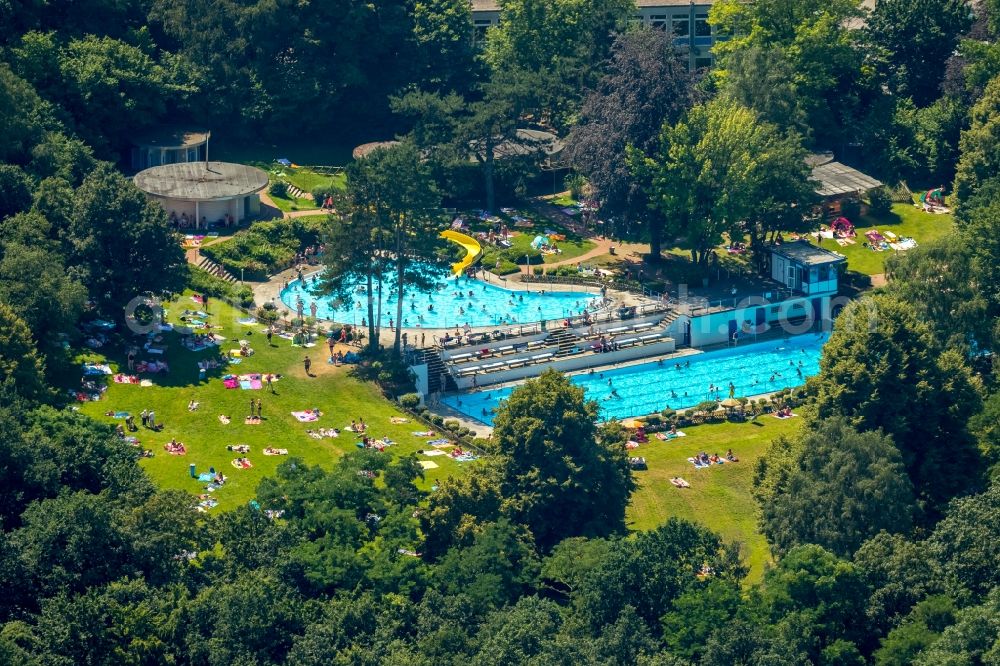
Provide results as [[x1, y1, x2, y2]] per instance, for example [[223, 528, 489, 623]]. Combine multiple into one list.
[[280, 264, 601, 329], [443, 332, 829, 424]]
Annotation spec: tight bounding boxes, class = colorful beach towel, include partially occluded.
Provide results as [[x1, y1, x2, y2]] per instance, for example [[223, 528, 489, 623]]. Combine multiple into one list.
[[292, 410, 320, 422]]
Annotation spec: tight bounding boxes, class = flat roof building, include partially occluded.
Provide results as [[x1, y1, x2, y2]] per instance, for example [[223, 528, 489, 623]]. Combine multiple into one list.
[[134, 161, 268, 228], [130, 127, 211, 171]]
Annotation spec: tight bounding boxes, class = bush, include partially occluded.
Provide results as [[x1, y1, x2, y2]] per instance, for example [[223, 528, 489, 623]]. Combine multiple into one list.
[[564, 172, 586, 199], [431, 415, 445, 426], [236, 285, 254, 308], [443, 419, 461, 431], [532, 266, 545, 276], [269, 181, 289, 198], [841, 198, 861, 222], [504, 247, 543, 265], [661, 408, 676, 419], [186, 265, 234, 299], [201, 216, 328, 279], [644, 414, 662, 425], [399, 393, 421, 409], [692, 400, 718, 413], [868, 186, 893, 217], [492, 260, 520, 275]]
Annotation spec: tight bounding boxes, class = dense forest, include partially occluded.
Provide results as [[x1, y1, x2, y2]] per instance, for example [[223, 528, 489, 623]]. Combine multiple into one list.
[[0, 0, 999, 664]]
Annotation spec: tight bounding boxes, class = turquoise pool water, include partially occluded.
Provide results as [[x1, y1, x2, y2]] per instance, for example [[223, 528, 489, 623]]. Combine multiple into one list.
[[443, 332, 829, 424], [280, 264, 600, 329]]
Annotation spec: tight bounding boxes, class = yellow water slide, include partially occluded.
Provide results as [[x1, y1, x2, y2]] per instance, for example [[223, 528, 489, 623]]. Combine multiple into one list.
[[440, 229, 482, 275]]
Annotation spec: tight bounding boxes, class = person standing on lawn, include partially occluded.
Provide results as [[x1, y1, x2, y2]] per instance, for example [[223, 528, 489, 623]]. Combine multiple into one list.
[[303, 355, 312, 376]]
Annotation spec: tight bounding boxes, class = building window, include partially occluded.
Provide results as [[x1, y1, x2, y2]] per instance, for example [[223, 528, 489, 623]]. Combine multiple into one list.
[[694, 57, 713, 69], [695, 13, 711, 37], [474, 20, 492, 44], [671, 16, 690, 37], [649, 14, 668, 30]]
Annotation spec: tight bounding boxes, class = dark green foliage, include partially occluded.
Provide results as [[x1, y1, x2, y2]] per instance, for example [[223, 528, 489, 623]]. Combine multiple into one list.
[[865, 0, 973, 106], [868, 186, 893, 216], [757, 418, 917, 557], [874, 595, 956, 666], [809, 295, 983, 513], [0, 164, 33, 219], [201, 216, 327, 280], [926, 479, 1000, 601]]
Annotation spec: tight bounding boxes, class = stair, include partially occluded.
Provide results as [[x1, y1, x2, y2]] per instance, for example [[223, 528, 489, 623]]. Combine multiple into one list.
[[418, 348, 455, 394], [547, 328, 582, 356], [195, 256, 239, 283]]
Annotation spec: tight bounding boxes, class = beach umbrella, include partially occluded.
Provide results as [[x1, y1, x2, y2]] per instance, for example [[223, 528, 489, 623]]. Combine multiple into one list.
[[713, 406, 728, 416], [623, 418, 644, 429], [720, 398, 741, 409]]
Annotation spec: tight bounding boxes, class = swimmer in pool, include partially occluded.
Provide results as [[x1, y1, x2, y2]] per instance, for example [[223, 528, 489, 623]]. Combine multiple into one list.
[[796, 368, 802, 377], [607, 378, 613, 386], [685, 361, 690, 368], [611, 389, 620, 398], [468, 290, 473, 297]]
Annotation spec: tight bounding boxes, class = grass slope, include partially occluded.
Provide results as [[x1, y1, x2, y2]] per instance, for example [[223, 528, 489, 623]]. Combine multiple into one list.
[[78, 294, 791, 578], [79, 296, 469, 510], [834, 203, 954, 275], [626, 417, 803, 581]]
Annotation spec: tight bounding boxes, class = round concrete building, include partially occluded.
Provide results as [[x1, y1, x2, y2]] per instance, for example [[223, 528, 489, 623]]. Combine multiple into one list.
[[134, 161, 268, 229]]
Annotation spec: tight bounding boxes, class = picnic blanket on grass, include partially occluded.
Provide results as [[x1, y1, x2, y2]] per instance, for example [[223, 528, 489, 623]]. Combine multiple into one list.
[[292, 410, 321, 422]]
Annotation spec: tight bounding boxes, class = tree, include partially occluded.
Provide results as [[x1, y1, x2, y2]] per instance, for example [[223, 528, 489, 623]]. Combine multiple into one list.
[[0, 304, 46, 403], [953, 74, 1000, 205], [567, 27, 697, 258], [661, 579, 744, 662], [927, 479, 1000, 601], [874, 595, 957, 666], [632, 99, 813, 264], [486, 369, 634, 550], [865, 0, 973, 106], [709, 0, 869, 151], [374, 142, 445, 353], [854, 532, 945, 635], [412, 0, 478, 93], [0, 165, 33, 220], [484, 0, 635, 131], [718, 45, 808, 139], [757, 418, 917, 557], [0, 63, 51, 165], [757, 545, 872, 663], [809, 294, 984, 512], [572, 519, 746, 632], [970, 392, 1000, 475], [69, 163, 185, 311], [0, 241, 87, 364], [912, 588, 1000, 665]]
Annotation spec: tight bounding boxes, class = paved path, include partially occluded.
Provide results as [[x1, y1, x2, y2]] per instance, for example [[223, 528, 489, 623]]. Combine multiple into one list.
[[259, 191, 325, 219], [870, 273, 887, 288]]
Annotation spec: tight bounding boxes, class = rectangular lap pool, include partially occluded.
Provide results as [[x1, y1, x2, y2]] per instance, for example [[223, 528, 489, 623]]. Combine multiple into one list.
[[442, 332, 829, 424]]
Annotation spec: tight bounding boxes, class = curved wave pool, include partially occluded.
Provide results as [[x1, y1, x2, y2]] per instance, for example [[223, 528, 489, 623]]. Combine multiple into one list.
[[280, 264, 601, 329], [443, 332, 829, 424]]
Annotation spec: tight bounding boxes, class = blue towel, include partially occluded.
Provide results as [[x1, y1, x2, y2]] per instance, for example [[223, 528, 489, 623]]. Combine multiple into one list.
[[239, 380, 252, 390]]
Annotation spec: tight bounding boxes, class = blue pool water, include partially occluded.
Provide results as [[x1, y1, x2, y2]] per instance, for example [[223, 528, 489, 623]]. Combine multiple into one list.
[[280, 264, 600, 329], [443, 332, 829, 424]]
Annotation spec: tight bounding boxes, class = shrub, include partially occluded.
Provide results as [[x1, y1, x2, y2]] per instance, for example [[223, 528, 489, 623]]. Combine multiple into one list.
[[236, 285, 254, 308], [868, 186, 892, 216], [201, 216, 327, 279], [493, 260, 520, 275], [661, 408, 676, 419], [443, 419, 461, 431], [269, 181, 289, 198], [841, 198, 861, 222], [431, 415, 445, 426], [399, 393, 421, 409], [693, 400, 718, 413], [644, 414, 662, 425], [504, 247, 543, 265], [532, 266, 545, 276], [564, 172, 586, 199], [186, 265, 234, 299]]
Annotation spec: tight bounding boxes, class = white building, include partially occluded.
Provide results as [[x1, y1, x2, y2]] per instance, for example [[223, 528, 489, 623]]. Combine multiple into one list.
[[134, 161, 268, 228]]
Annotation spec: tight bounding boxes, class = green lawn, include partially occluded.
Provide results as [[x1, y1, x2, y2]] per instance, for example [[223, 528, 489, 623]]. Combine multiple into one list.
[[268, 190, 319, 213], [78, 297, 469, 511], [827, 203, 954, 275], [77, 292, 787, 577], [506, 229, 597, 264], [627, 416, 803, 581]]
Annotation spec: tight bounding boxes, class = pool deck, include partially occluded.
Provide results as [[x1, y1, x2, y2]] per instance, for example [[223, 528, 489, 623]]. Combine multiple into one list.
[[251, 263, 658, 346]]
